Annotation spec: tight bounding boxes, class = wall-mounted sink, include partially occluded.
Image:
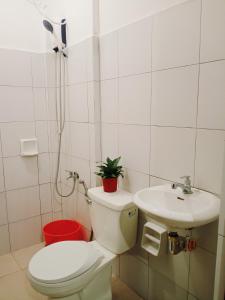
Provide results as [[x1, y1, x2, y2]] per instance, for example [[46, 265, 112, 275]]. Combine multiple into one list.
[[134, 184, 220, 229]]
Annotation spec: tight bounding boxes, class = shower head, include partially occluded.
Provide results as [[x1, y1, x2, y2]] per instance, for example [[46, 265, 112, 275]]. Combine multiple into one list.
[[43, 19, 64, 53], [43, 19, 54, 33], [43, 18, 67, 56]]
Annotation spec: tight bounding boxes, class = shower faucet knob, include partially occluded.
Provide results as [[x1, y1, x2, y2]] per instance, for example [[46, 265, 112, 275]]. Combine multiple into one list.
[[65, 170, 79, 180]]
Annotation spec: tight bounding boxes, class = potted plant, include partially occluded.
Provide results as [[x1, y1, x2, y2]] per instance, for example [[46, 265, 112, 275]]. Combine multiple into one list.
[[95, 157, 124, 193]]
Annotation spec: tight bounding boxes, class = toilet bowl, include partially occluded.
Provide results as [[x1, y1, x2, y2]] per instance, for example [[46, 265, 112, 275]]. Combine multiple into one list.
[[28, 241, 116, 300], [27, 187, 138, 300]]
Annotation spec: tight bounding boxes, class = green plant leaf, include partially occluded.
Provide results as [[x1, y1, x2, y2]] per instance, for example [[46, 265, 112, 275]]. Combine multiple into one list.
[[95, 157, 124, 179]]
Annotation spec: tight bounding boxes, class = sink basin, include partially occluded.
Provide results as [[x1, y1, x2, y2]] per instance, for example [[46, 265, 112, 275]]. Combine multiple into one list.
[[134, 184, 220, 228]]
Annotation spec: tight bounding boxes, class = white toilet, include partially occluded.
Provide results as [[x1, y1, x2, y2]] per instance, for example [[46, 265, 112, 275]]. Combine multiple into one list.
[[27, 187, 138, 300]]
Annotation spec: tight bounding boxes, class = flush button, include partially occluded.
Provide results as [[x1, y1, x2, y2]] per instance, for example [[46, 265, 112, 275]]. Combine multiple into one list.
[[128, 209, 137, 217]]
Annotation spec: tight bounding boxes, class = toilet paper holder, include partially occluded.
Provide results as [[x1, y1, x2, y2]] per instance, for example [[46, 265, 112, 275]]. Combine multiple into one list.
[[141, 222, 167, 256]]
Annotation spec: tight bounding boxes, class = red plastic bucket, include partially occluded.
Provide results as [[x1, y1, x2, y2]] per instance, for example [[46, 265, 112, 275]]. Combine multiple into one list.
[[43, 220, 84, 246]]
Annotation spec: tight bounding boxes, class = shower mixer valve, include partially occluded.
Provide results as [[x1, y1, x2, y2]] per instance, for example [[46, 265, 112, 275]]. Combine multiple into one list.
[[65, 170, 79, 180]]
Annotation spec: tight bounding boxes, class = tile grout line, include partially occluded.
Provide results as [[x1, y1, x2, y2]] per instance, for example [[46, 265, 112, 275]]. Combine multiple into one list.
[[148, 16, 154, 184], [187, 0, 203, 296], [30, 53, 42, 230], [101, 122, 225, 132], [99, 57, 225, 82], [0, 126, 11, 254]]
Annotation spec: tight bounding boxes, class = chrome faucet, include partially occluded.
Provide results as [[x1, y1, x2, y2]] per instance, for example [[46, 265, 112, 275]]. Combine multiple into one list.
[[171, 176, 193, 194]]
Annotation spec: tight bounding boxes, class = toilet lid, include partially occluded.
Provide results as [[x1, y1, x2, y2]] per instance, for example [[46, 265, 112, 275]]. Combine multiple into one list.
[[28, 241, 103, 284]]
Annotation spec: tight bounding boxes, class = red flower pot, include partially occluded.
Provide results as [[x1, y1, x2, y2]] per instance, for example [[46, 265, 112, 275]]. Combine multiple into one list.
[[102, 178, 118, 193]]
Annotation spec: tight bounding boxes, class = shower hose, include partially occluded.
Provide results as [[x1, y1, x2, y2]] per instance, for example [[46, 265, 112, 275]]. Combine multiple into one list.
[[54, 50, 77, 198]]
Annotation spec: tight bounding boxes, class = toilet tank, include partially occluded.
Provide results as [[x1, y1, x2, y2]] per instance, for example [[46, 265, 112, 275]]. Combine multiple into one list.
[[88, 187, 138, 254]]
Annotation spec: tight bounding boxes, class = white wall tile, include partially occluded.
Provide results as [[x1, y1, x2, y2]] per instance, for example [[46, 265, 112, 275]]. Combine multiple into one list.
[[189, 248, 216, 300], [100, 31, 118, 80], [90, 162, 102, 188], [194, 129, 225, 194], [70, 123, 90, 160], [1, 122, 36, 157], [0, 49, 32, 86], [69, 83, 89, 122], [46, 53, 57, 88], [61, 185, 76, 219], [50, 210, 61, 222], [51, 183, 62, 213], [101, 79, 118, 124], [118, 17, 152, 76], [0, 225, 10, 255], [77, 192, 91, 230], [0, 87, 34, 122], [0, 159, 5, 192], [70, 156, 91, 188], [59, 155, 74, 186], [38, 153, 51, 184], [151, 65, 198, 127], [87, 81, 100, 123], [40, 183, 52, 214], [7, 186, 40, 223], [47, 88, 57, 121], [149, 268, 188, 300], [192, 221, 218, 254], [49, 153, 58, 183], [4, 156, 38, 190], [31, 53, 46, 87], [53, 211, 63, 221], [33, 88, 48, 121], [118, 124, 150, 174], [87, 37, 100, 82], [198, 61, 225, 130], [101, 124, 119, 161], [0, 193, 7, 226], [89, 123, 101, 163], [64, 87, 70, 123], [9, 216, 42, 251], [150, 127, 195, 182], [68, 43, 88, 84], [119, 168, 150, 194], [48, 121, 58, 153], [152, 0, 201, 70], [149, 251, 190, 291], [41, 213, 53, 228], [120, 254, 148, 299], [61, 122, 72, 155], [130, 213, 149, 265], [150, 176, 171, 187], [201, 0, 225, 62], [36, 121, 49, 153], [119, 74, 151, 125]]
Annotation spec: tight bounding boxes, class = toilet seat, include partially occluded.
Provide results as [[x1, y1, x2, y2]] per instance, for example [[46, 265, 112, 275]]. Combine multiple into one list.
[[28, 241, 103, 284]]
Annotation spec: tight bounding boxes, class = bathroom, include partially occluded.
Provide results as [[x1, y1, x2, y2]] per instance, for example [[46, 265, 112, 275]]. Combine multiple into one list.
[[0, 0, 225, 299]]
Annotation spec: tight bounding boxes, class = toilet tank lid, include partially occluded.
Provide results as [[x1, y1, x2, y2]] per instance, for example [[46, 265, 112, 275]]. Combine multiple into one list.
[[88, 187, 135, 211]]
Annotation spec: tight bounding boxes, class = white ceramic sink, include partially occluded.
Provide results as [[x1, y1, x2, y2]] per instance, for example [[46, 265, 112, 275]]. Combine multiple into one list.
[[134, 184, 220, 228]]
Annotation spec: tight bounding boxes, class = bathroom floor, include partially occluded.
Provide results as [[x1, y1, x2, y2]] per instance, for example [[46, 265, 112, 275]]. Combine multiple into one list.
[[0, 243, 143, 300]]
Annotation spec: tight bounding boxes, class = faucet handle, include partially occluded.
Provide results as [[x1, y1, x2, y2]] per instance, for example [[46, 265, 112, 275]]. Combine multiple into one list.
[[65, 170, 79, 180], [180, 176, 191, 185]]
